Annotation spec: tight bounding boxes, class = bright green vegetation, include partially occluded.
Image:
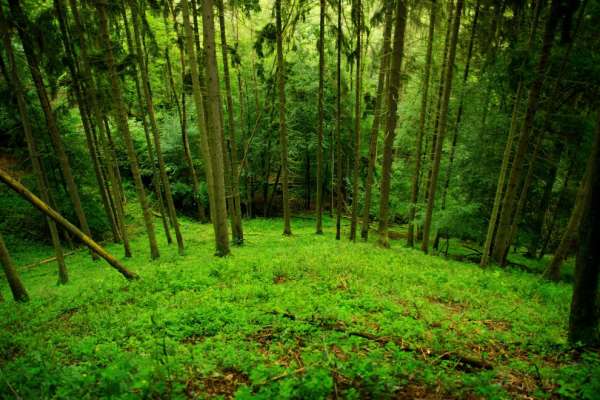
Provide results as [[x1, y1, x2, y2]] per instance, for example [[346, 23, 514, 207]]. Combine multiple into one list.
[[1, 218, 598, 399]]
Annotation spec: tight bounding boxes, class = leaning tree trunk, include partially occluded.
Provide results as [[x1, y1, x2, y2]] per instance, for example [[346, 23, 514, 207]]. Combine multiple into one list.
[[407, 0, 436, 247], [0, 168, 139, 280], [316, 0, 326, 234], [217, 0, 244, 245], [130, 2, 185, 255], [8, 0, 94, 259], [200, 0, 231, 255], [0, 232, 29, 302], [97, 2, 160, 259], [349, 0, 362, 241], [67, 0, 131, 258], [360, 0, 393, 241], [376, 0, 408, 248], [0, 8, 69, 285], [275, 0, 292, 236], [492, 0, 561, 265], [420, 0, 464, 254], [568, 110, 600, 347]]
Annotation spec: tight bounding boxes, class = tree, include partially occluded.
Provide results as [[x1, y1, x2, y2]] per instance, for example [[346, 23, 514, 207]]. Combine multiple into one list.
[[316, 0, 326, 235], [275, 0, 292, 236], [349, 0, 362, 241], [97, 1, 160, 259], [335, 0, 343, 240], [0, 232, 29, 302], [407, 0, 436, 247], [568, 110, 600, 347], [420, 0, 464, 254], [377, 0, 408, 248]]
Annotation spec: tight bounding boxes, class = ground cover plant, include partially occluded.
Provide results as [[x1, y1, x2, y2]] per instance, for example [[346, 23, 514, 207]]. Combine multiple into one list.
[[1, 218, 598, 399]]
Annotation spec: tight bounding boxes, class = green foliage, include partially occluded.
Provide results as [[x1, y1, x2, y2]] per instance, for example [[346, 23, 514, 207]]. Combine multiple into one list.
[[1, 218, 596, 399]]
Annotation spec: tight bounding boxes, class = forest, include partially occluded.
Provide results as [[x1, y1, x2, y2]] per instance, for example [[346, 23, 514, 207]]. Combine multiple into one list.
[[0, 0, 599, 398]]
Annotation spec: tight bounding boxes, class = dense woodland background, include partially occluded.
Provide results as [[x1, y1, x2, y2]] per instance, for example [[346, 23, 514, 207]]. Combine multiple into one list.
[[1, 0, 600, 397]]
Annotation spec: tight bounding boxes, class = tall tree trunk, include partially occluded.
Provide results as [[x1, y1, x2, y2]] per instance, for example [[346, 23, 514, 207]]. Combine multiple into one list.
[[568, 111, 600, 346], [376, 0, 408, 248], [97, 2, 160, 259], [420, 0, 464, 254], [0, 168, 139, 281], [54, 0, 120, 244], [217, 0, 244, 245], [316, 0, 326, 234], [407, 0, 436, 247], [0, 9, 69, 285], [275, 0, 292, 236], [8, 0, 94, 258], [349, 0, 362, 241], [67, 0, 131, 258], [492, 0, 561, 265], [0, 232, 29, 302], [200, 0, 231, 255], [130, 2, 185, 255], [335, 0, 343, 240]]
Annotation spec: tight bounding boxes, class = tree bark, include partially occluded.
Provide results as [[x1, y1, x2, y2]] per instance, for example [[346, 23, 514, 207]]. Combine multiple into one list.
[[376, 0, 408, 248], [407, 0, 436, 247], [568, 111, 600, 346], [97, 2, 160, 259], [316, 0, 326, 234], [0, 168, 139, 280], [335, 0, 343, 240], [275, 0, 292, 236], [0, 232, 29, 302], [349, 0, 362, 241], [420, 0, 464, 254]]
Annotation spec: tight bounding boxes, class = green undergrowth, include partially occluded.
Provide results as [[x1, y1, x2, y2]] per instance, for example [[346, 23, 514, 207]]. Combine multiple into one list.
[[1, 217, 598, 399]]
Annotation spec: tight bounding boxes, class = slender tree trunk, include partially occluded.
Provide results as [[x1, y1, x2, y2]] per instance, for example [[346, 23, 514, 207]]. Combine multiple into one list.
[[67, 0, 131, 257], [9, 0, 94, 258], [420, 0, 464, 254], [0, 233, 29, 302], [275, 0, 292, 236], [492, 0, 561, 265], [568, 111, 600, 346], [377, 0, 408, 248], [335, 0, 343, 240], [349, 0, 362, 241], [97, 2, 160, 259], [217, 0, 244, 245], [200, 0, 231, 255], [130, 2, 184, 255], [0, 10, 69, 285], [407, 0, 436, 247], [0, 168, 139, 280], [316, 0, 326, 234]]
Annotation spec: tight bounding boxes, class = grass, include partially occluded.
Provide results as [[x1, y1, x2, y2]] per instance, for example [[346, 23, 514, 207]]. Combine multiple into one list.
[[1, 216, 598, 399]]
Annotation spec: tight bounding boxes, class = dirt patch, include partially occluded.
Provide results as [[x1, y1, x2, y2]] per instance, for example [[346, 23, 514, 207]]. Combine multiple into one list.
[[181, 334, 206, 345], [57, 307, 79, 322], [481, 319, 512, 332], [273, 274, 287, 284], [426, 296, 468, 314], [185, 368, 249, 399]]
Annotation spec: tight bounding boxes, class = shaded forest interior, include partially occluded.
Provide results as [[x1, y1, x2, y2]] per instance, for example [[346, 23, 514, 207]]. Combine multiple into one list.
[[1, 0, 599, 398]]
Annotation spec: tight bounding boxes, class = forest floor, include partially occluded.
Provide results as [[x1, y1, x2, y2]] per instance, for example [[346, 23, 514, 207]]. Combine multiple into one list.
[[1, 217, 598, 399]]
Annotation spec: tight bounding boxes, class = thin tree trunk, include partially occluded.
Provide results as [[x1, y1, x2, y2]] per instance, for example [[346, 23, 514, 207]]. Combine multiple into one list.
[[407, 0, 436, 247], [568, 111, 600, 346], [275, 0, 292, 236], [9, 0, 94, 258], [377, 0, 408, 248], [0, 233, 29, 302], [349, 0, 362, 241], [0, 168, 139, 280], [492, 0, 561, 265], [130, 2, 184, 255], [97, 2, 160, 259], [200, 0, 231, 255], [420, 0, 464, 254], [217, 0, 244, 245], [335, 0, 343, 240], [0, 10, 69, 285], [316, 0, 326, 234]]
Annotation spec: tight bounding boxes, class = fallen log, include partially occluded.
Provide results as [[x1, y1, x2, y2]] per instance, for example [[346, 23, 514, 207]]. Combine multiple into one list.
[[0, 167, 139, 280]]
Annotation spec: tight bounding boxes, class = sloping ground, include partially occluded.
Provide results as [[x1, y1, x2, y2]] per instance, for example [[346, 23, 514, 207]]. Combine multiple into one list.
[[0, 218, 598, 399]]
